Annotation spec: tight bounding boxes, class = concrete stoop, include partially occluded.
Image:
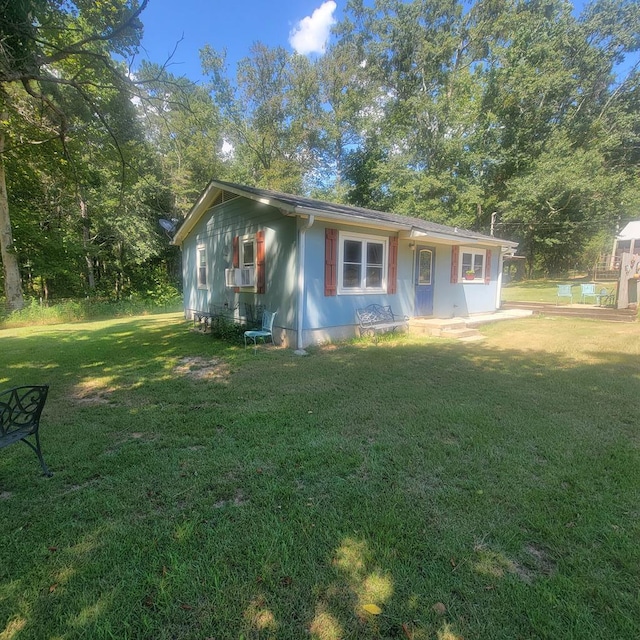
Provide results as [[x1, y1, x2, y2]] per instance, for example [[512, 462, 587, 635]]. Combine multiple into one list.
[[409, 318, 483, 341], [409, 309, 533, 342]]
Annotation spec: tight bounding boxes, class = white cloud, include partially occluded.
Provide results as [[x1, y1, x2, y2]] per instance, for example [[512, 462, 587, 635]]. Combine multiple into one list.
[[289, 1, 336, 56], [220, 139, 234, 159]]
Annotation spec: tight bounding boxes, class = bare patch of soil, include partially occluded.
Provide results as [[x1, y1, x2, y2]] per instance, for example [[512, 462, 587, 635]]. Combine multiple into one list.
[[173, 357, 230, 382], [71, 379, 117, 405], [512, 544, 556, 583], [213, 489, 248, 509]]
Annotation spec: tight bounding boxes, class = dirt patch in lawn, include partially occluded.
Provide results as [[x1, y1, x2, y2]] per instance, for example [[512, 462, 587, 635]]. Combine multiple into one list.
[[473, 541, 556, 584], [71, 378, 117, 405], [173, 356, 230, 382]]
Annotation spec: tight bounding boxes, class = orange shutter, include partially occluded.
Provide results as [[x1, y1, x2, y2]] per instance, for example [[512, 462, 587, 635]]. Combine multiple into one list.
[[233, 235, 240, 293], [232, 235, 239, 267], [451, 245, 459, 283], [325, 228, 337, 296], [484, 250, 492, 284], [387, 236, 398, 294], [256, 230, 265, 294]]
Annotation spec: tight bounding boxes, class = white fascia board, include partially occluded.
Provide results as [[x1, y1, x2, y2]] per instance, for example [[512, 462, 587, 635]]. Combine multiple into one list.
[[171, 181, 220, 245], [292, 206, 411, 232], [172, 181, 297, 245], [214, 182, 294, 211], [410, 228, 518, 250]]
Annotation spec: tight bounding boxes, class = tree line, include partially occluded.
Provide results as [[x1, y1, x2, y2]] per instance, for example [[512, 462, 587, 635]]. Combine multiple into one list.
[[1, 0, 639, 311]]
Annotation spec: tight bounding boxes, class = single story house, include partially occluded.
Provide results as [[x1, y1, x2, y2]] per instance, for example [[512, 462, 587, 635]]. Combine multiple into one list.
[[172, 180, 518, 349], [612, 221, 640, 261]]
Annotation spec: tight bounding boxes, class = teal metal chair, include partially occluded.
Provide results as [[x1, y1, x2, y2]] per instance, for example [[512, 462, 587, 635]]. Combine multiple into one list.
[[580, 283, 598, 304], [244, 310, 277, 352], [556, 284, 573, 305]]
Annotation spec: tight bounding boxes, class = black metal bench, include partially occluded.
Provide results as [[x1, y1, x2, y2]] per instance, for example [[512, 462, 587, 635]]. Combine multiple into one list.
[[356, 304, 409, 339], [0, 385, 51, 476]]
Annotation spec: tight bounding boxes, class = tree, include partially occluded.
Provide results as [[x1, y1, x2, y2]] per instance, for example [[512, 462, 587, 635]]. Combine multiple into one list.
[[335, 0, 640, 273], [201, 43, 324, 192], [135, 62, 224, 213], [0, 0, 148, 310]]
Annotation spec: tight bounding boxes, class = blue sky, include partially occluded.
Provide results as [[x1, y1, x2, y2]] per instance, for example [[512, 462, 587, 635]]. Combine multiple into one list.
[[136, 0, 340, 82], [136, 0, 591, 83]]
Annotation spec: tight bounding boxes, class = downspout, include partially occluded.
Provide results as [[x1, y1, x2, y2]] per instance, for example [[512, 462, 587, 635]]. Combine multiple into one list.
[[296, 215, 315, 353]]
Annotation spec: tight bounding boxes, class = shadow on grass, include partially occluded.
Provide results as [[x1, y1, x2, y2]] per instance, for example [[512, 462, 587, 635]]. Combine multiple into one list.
[[0, 315, 638, 640]]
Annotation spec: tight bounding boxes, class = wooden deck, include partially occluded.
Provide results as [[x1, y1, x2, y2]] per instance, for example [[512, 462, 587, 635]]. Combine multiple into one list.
[[502, 301, 637, 323]]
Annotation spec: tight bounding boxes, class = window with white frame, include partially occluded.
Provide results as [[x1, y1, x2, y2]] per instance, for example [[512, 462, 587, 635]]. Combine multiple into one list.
[[197, 245, 207, 288], [338, 232, 387, 293], [459, 247, 486, 281], [239, 235, 256, 288], [240, 236, 255, 270]]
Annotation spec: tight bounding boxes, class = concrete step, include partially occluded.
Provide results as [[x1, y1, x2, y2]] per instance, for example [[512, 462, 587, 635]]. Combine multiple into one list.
[[408, 320, 485, 341], [409, 318, 466, 337], [441, 327, 484, 340]]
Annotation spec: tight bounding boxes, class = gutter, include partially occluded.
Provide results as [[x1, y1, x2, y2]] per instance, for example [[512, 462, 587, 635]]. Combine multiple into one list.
[[296, 215, 315, 353], [410, 228, 518, 249], [292, 206, 410, 233]]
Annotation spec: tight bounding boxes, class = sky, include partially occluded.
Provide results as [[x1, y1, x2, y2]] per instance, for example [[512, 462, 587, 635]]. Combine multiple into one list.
[[135, 0, 590, 84], [136, 0, 340, 83]]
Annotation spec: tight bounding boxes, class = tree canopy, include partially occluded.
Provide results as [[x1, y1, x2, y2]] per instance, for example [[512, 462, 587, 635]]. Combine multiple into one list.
[[1, 0, 639, 309]]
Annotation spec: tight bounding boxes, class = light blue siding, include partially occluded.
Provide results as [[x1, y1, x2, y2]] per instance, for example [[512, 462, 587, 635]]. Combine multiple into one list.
[[181, 198, 297, 336], [302, 223, 502, 336], [432, 247, 501, 318], [302, 223, 414, 334]]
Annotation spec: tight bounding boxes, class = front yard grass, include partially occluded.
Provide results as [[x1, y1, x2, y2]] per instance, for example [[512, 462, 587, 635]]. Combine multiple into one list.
[[1, 313, 638, 639]]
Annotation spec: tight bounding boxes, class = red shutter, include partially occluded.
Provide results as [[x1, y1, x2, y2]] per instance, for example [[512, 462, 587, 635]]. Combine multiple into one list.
[[451, 245, 459, 283], [387, 236, 398, 294], [325, 228, 337, 296], [232, 235, 239, 267], [256, 230, 265, 294], [233, 235, 240, 293], [484, 250, 492, 284]]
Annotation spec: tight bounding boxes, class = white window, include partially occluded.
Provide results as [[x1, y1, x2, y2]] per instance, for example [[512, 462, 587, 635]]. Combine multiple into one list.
[[240, 236, 255, 270], [239, 235, 256, 288], [197, 245, 207, 288], [338, 232, 387, 294], [459, 247, 486, 282]]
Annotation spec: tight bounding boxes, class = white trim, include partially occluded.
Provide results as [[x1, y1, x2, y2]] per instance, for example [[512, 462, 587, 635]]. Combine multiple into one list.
[[239, 234, 257, 291], [458, 246, 486, 283], [337, 231, 388, 295], [196, 245, 208, 289]]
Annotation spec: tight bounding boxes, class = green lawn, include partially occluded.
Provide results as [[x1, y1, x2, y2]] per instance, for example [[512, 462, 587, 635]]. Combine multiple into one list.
[[1, 313, 638, 639]]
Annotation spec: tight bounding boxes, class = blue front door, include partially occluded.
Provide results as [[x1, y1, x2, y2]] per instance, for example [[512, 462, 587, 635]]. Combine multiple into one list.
[[415, 246, 434, 316]]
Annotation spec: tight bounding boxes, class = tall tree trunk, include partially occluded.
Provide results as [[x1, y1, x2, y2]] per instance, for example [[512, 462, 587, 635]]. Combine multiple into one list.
[[80, 196, 95, 290], [0, 116, 25, 311]]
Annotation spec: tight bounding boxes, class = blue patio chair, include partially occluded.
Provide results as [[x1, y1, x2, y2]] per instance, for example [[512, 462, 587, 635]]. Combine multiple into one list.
[[556, 284, 573, 305], [244, 310, 277, 353], [580, 283, 598, 304]]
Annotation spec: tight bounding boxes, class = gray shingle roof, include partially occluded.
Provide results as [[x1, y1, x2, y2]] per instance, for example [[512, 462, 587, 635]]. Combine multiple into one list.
[[174, 179, 517, 248]]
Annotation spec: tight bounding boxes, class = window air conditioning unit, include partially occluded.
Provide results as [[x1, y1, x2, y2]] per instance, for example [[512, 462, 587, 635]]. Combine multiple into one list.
[[225, 267, 255, 287]]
